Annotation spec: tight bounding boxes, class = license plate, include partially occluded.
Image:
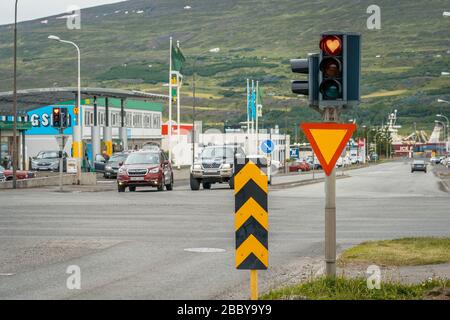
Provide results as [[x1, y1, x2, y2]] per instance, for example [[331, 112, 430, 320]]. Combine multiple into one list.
[[130, 177, 145, 181]]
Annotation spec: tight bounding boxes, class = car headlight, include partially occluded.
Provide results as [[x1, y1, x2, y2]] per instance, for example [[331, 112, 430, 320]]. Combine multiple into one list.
[[118, 168, 126, 174], [149, 168, 159, 174], [106, 166, 112, 170], [193, 164, 202, 170], [221, 163, 231, 170]]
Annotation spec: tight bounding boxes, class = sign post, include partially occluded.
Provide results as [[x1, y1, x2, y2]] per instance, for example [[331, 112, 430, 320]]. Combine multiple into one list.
[[234, 156, 268, 300], [301, 116, 356, 277]]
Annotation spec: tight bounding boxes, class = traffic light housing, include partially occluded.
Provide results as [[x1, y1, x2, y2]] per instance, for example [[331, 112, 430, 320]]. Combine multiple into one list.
[[60, 107, 69, 128], [52, 108, 61, 128], [290, 53, 320, 107], [319, 31, 361, 108]]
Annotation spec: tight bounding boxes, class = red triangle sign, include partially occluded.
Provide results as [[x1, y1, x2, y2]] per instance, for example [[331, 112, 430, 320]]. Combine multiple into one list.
[[301, 123, 356, 176]]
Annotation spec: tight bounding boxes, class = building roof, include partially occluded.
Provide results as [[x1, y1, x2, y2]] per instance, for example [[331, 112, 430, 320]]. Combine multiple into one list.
[[0, 87, 169, 115]]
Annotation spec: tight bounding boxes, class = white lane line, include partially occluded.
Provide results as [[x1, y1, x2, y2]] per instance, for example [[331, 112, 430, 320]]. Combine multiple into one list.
[[184, 248, 226, 253], [0, 273, 15, 276]]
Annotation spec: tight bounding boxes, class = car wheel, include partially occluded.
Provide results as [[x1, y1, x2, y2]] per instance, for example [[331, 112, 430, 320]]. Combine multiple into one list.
[[190, 175, 201, 191], [229, 175, 235, 189], [118, 185, 126, 192], [129, 186, 136, 192], [166, 175, 174, 191], [203, 182, 212, 190]]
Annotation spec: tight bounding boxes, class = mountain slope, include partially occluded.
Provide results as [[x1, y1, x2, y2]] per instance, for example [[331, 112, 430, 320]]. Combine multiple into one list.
[[0, 0, 450, 134]]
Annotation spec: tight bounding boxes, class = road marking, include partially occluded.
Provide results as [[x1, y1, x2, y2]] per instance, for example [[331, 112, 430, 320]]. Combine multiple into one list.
[[184, 248, 226, 253], [0, 273, 15, 276]]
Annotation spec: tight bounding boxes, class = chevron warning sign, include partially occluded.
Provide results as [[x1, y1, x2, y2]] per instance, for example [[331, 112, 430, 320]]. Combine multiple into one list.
[[234, 157, 268, 270]]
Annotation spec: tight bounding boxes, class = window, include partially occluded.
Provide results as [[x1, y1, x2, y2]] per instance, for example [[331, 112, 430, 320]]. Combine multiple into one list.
[[99, 111, 105, 126], [84, 111, 93, 127], [143, 114, 151, 128], [126, 113, 132, 127], [133, 113, 143, 128], [111, 112, 121, 127], [152, 113, 161, 129]]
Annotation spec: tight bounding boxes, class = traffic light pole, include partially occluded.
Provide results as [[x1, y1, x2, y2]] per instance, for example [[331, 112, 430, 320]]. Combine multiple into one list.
[[59, 128, 64, 193], [323, 107, 338, 277]]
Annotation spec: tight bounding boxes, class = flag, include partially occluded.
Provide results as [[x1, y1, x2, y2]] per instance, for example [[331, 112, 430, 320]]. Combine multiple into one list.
[[257, 86, 264, 106], [171, 44, 185, 72], [247, 82, 252, 120], [251, 88, 257, 120]]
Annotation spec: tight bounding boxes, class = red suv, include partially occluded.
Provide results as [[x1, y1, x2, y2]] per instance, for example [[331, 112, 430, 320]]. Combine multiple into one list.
[[117, 150, 173, 192]]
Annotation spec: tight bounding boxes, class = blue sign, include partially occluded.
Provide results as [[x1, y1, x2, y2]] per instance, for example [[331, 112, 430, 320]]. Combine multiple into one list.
[[26, 105, 79, 135], [261, 139, 275, 154], [290, 148, 299, 159]]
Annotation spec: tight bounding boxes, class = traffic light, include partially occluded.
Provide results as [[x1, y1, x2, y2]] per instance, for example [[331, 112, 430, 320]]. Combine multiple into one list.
[[290, 53, 319, 107], [60, 107, 69, 128], [52, 107, 61, 128], [319, 32, 361, 107]]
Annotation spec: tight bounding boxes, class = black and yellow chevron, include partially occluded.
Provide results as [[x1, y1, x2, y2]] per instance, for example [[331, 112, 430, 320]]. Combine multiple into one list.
[[235, 157, 268, 270]]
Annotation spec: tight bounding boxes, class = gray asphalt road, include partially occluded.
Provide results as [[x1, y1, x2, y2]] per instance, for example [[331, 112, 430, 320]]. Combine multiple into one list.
[[0, 161, 449, 299]]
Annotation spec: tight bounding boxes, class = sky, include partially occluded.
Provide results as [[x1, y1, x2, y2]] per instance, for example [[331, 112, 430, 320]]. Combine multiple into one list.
[[0, 0, 126, 25]]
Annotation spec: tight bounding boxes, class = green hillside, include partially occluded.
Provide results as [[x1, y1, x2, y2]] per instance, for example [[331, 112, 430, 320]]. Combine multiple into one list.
[[1, 0, 450, 138]]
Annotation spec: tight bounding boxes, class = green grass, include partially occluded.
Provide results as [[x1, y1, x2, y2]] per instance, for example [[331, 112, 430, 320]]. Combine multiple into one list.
[[338, 237, 450, 267], [262, 276, 450, 300]]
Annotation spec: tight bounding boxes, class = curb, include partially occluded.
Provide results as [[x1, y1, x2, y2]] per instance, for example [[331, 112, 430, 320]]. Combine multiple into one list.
[[270, 175, 350, 189]]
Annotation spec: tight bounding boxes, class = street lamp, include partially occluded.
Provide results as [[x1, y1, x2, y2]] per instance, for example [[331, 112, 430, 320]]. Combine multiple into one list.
[[437, 99, 450, 104], [435, 120, 447, 151], [436, 112, 449, 153], [48, 35, 82, 183], [12, 0, 18, 189]]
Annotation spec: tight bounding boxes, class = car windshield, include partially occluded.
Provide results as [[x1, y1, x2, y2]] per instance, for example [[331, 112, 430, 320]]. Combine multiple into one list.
[[36, 151, 58, 159], [413, 160, 425, 164], [109, 154, 127, 162], [200, 147, 235, 159], [125, 153, 159, 165]]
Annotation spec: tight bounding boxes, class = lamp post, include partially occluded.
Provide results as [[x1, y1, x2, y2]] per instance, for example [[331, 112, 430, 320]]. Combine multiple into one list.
[[48, 35, 82, 183], [436, 100, 449, 152], [12, 0, 18, 189], [434, 120, 447, 145]]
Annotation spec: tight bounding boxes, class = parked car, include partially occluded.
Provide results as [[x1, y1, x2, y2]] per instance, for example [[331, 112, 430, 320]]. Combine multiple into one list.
[[289, 160, 311, 172], [350, 155, 363, 164], [369, 153, 379, 161], [0, 165, 35, 180], [306, 156, 322, 170], [101, 153, 129, 178], [117, 150, 173, 192], [0, 168, 5, 182], [430, 156, 441, 164], [190, 145, 245, 190], [411, 160, 427, 173], [31, 150, 67, 172]]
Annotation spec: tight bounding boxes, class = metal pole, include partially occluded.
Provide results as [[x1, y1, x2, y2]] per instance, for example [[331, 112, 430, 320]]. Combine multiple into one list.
[[59, 128, 63, 192], [168, 37, 173, 163], [12, 0, 18, 189], [192, 58, 197, 166], [323, 107, 337, 277]]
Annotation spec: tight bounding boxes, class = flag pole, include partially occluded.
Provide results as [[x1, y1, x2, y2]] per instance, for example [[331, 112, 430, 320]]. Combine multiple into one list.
[[168, 37, 173, 163], [251, 80, 255, 153], [176, 40, 181, 169], [256, 81, 259, 154], [246, 79, 250, 135]]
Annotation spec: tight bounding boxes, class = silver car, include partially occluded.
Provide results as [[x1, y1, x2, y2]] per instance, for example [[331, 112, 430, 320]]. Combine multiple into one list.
[[190, 145, 245, 190]]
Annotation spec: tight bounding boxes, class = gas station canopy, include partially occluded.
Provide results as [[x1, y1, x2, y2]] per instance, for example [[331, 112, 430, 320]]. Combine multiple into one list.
[[0, 87, 169, 115]]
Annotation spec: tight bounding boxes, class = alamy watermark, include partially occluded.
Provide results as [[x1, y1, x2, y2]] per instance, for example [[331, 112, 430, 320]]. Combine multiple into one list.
[[367, 5, 381, 30], [366, 265, 381, 289], [66, 265, 81, 290]]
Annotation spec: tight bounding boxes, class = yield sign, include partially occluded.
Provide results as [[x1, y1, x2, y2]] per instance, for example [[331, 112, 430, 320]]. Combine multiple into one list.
[[301, 123, 356, 176]]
